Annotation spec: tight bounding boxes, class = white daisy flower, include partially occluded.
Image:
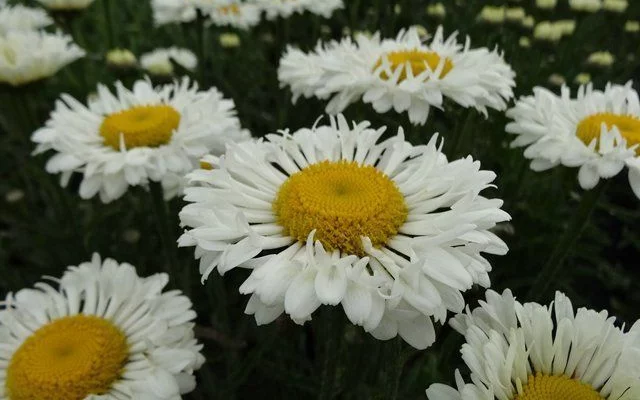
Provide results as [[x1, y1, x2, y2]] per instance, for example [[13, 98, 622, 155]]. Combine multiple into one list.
[[0, 31, 84, 87], [36, 0, 95, 10], [207, 2, 261, 30], [151, 0, 197, 25], [140, 47, 198, 76], [0, 4, 52, 34], [253, 0, 344, 20], [278, 26, 515, 126], [178, 115, 510, 349], [426, 289, 640, 400], [0, 253, 204, 400], [506, 82, 640, 199], [32, 77, 250, 203]]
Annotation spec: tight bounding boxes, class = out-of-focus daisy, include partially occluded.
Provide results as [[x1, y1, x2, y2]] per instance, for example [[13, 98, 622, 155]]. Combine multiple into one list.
[[534, 21, 566, 42], [603, 0, 628, 12], [536, 0, 557, 9], [0, 31, 84, 87], [426, 3, 446, 18], [32, 77, 249, 202], [626, 20, 640, 33], [278, 27, 515, 126], [0, 4, 52, 34], [179, 115, 510, 349], [521, 15, 535, 28], [36, 0, 95, 10], [505, 7, 525, 22], [151, 0, 196, 25], [140, 47, 197, 76], [506, 82, 640, 199], [587, 51, 615, 67], [0, 253, 204, 399], [477, 6, 505, 24], [219, 32, 241, 48], [518, 37, 531, 48], [426, 289, 640, 400], [547, 73, 566, 86], [557, 19, 576, 36], [574, 72, 591, 84], [569, 0, 602, 12], [106, 48, 137, 69], [254, 0, 344, 20], [206, 2, 261, 29]]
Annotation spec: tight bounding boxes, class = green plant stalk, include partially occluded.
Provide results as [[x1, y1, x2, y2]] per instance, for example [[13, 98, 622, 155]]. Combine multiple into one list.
[[449, 110, 476, 159], [383, 337, 403, 400], [102, 0, 115, 49], [318, 309, 341, 400], [526, 180, 609, 301], [148, 182, 180, 284]]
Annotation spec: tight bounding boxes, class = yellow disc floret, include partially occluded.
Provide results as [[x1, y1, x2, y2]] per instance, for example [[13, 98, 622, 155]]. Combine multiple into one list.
[[515, 373, 603, 400], [373, 49, 454, 82], [273, 160, 408, 256], [6, 315, 129, 400], [576, 112, 640, 155], [99, 104, 180, 150], [218, 4, 240, 14]]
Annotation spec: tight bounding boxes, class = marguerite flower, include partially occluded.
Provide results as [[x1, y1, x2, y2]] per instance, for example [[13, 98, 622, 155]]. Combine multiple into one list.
[[506, 82, 640, 199], [178, 115, 510, 349], [278, 26, 515, 126], [0, 253, 204, 399], [0, 31, 84, 87], [426, 289, 640, 400], [0, 4, 52, 34], [254, 0, 344, 20], [140, 47, 197, 76], [207, 2, 261, 30], [151, 0, 197, 25], [32, 77, 249, 203]]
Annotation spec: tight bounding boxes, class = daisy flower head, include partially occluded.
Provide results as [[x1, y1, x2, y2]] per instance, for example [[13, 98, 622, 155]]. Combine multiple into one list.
[[151, 0, 197, 25], [0, 253, 204, 399], [140, 47, 197, 77], [254, 0, 344, 20], [0, 31, 84, 87], [278, 26, 516, 126], [426, 289, 640, 400], [32, 77, 250, 203], [506, 82, 640, 199], [0, 4, 52, 34], [206, 2, 261, 30], [178, 115, 510, 349]]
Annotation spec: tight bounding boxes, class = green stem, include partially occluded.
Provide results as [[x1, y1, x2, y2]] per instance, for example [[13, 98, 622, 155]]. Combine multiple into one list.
[[318, 309, 341, 400], [382, 337, 403, 400], [526, 180, 609, 301], [102, 0, 115, 49], [449, 111, 475, 159], [148, 182, 180, 282]]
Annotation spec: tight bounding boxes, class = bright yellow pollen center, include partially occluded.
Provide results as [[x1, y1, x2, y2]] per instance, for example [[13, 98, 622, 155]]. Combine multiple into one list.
[[374, 49, 454, 82], [273, 160, 408, 256], [576, 112, 640, 155], [218, 4, 240, 14], [515, 373, 603, 400], [99, 104, 180, 150], [6, 315, 129, 400]]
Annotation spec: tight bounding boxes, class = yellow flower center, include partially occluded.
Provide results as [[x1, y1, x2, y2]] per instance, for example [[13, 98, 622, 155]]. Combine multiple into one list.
[[273, 160, 408, 256], [99, 104, 180, 150], [515, 373, 603, 400], [373, 50, 454, 82], [6, 315, 129, 400], [218, 4, 240, 14], [576, 112, 640, 155]]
